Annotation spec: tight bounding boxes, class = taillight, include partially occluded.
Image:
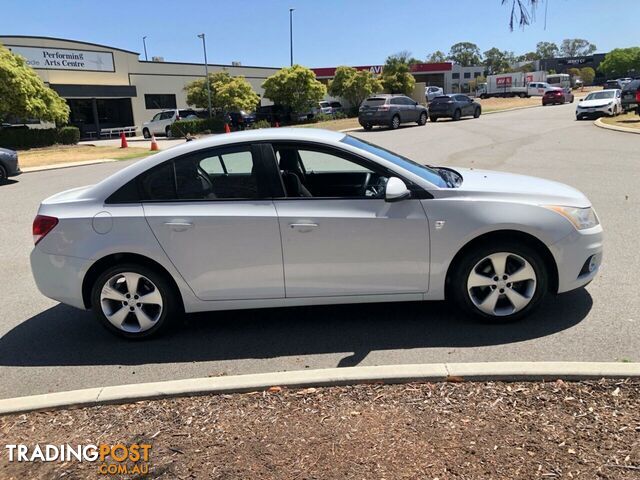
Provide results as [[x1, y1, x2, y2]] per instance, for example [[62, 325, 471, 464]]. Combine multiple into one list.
[[33, 215, 58, 245], [379, 105, 390, 111], [176, 115, 181, 121], [636, 91, 640, 102]]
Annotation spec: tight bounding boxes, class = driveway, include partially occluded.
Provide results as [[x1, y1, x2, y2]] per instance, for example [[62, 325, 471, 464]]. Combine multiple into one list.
[[0, 103, 638, 399]]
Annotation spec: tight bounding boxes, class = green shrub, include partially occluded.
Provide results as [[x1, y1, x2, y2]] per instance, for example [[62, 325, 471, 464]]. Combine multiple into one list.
[[170, 117, 226, 137], [332, 111, 348, 119], [247, 119, 272, 130], [0, 127, 58, 149], [57, 126, 80, 145]]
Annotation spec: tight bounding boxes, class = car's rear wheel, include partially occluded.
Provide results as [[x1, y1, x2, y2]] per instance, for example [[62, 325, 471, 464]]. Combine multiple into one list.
[[449, 242, 548, 322], [390, 115, 400, 129], [0, 165, 7, 184], [362, 123, 373, 131], [452, 109, 461, 121], [430, 116, 438, 122], [142, 128, 151, 139], [165, 126, 172, 138], [418, 112, 427, 125], [91, 264, 178, 339], [473, 107, 481, 118]]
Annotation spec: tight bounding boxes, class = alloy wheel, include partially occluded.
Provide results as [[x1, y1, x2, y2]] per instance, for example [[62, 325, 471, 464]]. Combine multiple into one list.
[[466, 252, 537, 317], [100, 272, 163, 333], [391, 116, 400, 129]]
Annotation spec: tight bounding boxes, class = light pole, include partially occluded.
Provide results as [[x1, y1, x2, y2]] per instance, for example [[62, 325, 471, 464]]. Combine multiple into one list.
[[142, 36, 148, 61], [197, 33, 213, 118], [289, 8, 294, 66]]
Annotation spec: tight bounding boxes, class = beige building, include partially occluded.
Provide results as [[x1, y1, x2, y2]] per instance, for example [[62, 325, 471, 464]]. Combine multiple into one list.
[[0, 36, 280, 137]]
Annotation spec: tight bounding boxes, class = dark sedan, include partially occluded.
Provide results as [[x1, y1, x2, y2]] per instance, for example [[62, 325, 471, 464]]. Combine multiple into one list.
[[542, 88, 574, 106], [358, 94, 428, 130], [0, 147, 21, 183], [621, 79, 640, 113], [429, 94, 481, 121]]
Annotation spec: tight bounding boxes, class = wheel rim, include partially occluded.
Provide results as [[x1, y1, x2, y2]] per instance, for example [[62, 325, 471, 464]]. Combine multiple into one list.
[[100, 272, 163, 333], [392, 116, 400, 128], [0, 166, 6, 181], [467, 252, 537, 317], [420, 113, 427, 124]]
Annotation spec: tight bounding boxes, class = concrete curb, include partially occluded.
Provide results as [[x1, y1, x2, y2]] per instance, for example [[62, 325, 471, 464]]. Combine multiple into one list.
[[21, 158, 119, 173], [594, 117, 640, 135], [1, 362, 638, 416]]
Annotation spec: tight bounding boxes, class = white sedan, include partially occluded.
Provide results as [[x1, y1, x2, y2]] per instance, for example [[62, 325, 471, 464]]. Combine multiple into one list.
[[576, 89, 622, 119], [30, 129, 602, 339]]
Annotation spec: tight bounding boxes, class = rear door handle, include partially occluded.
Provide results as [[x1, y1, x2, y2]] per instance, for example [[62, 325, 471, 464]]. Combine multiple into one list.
[[164, 221, 194, 232], [289, 223, 318, 232]]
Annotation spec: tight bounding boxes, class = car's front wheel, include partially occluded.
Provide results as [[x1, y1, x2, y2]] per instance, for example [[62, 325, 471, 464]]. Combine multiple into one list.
[[449, 242, 548, 322], [91, 264, 178, 339], [0, 165, 7, 184], [473, 107, 481, 118], [452, 109, 461, 121], [142, 128, 151, 139], [418, 112, 428, 125]]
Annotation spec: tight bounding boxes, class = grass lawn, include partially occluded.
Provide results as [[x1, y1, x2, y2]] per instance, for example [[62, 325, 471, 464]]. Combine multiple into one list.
[[477, 96, 541, 112], [601, 111, 640, 130], [18, 144, 154, 168], [294, 116, 360, 131]]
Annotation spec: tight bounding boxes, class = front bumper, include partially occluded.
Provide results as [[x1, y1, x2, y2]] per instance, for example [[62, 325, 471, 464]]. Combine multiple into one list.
[[30, 247, 91, 310], [549, 225, 603, 294], [576, 105, 615, 117]]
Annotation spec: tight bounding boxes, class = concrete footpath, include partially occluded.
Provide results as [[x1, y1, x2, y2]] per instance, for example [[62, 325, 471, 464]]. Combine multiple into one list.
[[1, 362, 638, 415]]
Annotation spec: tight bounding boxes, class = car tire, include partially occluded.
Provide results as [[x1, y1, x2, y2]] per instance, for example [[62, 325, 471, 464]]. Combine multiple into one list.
[[0, 164, 7, 184], [452, 109, 461, 121], [142, 128, 151, 139], [362, 123, 373, 131], [430, 116, 438, 122], [165, 126, 172, 138], [390, 115, 400, 130], [518, 93, 526, 98], [448, 241, 548, 323], [90, 263, 179, 339], [473, 107, 481, 118], [418, 112, 428, 125]]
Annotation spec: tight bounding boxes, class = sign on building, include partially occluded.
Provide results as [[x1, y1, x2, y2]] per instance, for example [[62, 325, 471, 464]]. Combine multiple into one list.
[[6, 45, 115, 72]]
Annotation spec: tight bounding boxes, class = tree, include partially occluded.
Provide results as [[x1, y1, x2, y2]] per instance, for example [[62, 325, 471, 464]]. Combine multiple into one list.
[[448, 42, 482, 66], [184, 71, 259, 113], [426, 50, 447, 63], [579, 67, 596, 86], [598, 48, 640, 78], [469, 74, 486, 93], [567, 67, 581, 79], [517, 51, 541, 62], [536, 41, 559, 59], [328, 66, 382, 112], [560, 39, 597, 57], [262, 65, 326, 114], [0, 45, 69, 123], [380, 53, 416, 95], [483, 48, 515, 74]]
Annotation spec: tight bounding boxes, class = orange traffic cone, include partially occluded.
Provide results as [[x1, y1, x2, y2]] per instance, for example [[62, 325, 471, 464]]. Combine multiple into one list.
[[119, 131, 128, 148], [224, 123, 231, 134], [150, 135, 159, 151]]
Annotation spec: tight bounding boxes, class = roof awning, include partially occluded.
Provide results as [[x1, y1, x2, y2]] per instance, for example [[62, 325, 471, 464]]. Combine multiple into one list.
[[49, 84, 137, 98]]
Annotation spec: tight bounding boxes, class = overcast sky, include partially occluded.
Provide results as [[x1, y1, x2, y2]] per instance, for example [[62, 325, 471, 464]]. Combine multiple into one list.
[[3, 0, 639, 67]]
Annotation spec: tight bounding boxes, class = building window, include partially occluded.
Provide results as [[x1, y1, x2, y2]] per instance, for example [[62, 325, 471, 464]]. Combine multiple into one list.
[[464, 72, 471, 79], [144, 94, 177, 110], [474, 72, 482, 78], [452, 73, 460, 79]]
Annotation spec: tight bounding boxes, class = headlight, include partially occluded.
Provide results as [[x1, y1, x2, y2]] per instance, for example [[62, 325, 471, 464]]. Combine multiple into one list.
[[545, 206, 599, 230]]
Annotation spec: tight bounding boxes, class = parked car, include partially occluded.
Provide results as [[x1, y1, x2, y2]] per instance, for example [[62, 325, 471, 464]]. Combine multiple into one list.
[[621, 79, 640, 112], [617, 77, 633, 87], [142, 109, 203, 138], [329, 101, 344, 114], [603, 80, 623, 90], [575, 89, 622, 120], [317, 101, 333, 115], [428, 94, 481, 121], [542, 88, 574, 106], [358, 94, 428, 130], [426, 86, 444, 102], [226, 111, 256, 130], [0, 147, 21, 183], [526, 82, 557, 97], [30, 128, 602, 339], [255, 105, 309, 124]]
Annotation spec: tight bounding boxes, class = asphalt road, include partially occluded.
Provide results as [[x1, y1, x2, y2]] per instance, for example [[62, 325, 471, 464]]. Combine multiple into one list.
[[1, 104, 638, 399]]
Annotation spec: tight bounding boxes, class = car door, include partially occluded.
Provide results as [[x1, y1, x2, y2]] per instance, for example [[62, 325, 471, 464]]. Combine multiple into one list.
[[405, 96, 421, 121], [389, 97, 404, 122], [142, 143, 286, 301], [271, 142, 430, 298], [156, 111, 174, 134]]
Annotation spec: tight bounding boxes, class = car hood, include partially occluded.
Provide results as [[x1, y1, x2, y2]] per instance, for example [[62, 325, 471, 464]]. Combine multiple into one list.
[[450, 168, 590, 207], [578, 99, 614, 108]]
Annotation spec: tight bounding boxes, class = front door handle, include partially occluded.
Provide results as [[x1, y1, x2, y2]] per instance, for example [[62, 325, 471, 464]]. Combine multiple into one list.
[[289, 222, 318, 232], [164, 221, 194, 232]]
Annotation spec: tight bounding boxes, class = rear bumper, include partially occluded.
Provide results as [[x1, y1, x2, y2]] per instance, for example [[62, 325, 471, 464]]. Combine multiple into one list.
[[549, 225, 603, 294], [30, 247, 90, 310], [358, 113, 392, 125]]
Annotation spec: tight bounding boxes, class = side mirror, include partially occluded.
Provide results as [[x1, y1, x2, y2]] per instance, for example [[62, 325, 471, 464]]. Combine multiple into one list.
[[414, 101, 419, 106], [385, 177, 411, 202]]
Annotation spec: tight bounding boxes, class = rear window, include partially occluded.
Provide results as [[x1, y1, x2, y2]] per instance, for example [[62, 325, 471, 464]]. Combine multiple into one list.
[[431, 96, 452, 103], [363, 98, 387, 107], [623, 80, 640, 91]]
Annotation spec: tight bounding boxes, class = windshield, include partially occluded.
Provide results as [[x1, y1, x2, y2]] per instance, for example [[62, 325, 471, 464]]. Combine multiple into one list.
[[586, 91, 615, 100], [341, 135, 448, 188]]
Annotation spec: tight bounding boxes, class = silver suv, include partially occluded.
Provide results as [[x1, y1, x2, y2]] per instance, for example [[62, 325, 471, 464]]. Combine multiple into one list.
[[358, 94, 429, 130]]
